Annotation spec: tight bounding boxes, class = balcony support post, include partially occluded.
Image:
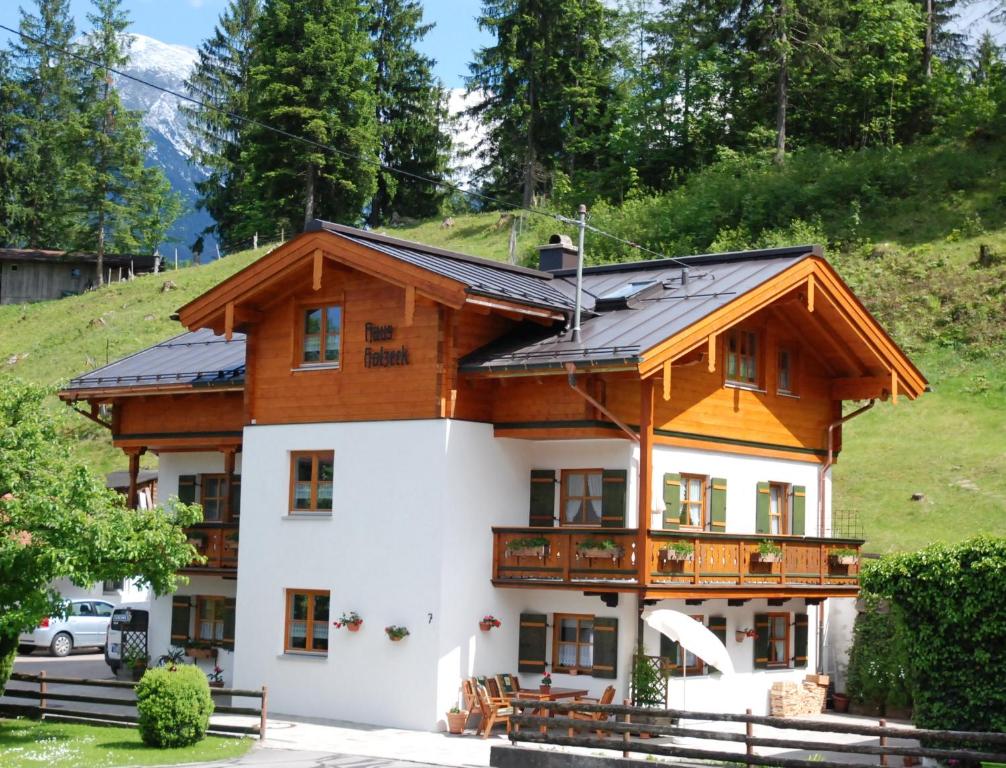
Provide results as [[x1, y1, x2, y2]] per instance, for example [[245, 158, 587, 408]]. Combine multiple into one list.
[[637, 379, 654, 588], [124, 447, 146, 510]]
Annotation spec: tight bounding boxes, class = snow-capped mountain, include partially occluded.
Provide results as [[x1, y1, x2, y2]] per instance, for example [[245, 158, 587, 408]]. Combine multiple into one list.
[[116, 34, 215, 261]]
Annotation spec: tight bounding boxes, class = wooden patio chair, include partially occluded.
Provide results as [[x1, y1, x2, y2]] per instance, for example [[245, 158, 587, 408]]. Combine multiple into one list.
[[485, 676, 502, 699], [475, 683, 513, 738], [495, 673, 518, 700], [568, 685, 616, 737], [460, 678, 479, 728]]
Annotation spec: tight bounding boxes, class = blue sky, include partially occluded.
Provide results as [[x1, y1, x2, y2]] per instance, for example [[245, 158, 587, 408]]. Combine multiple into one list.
[[3, 0, 489, 88]]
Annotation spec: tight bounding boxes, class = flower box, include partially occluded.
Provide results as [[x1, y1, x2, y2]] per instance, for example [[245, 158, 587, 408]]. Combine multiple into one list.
[[185, 646, 217, 660], [578, 546, 623, 559], [754, 552, 782, 564], [660, 548, 693, 562], [831, 554, 858, 566], [506, 545, 546, 558]]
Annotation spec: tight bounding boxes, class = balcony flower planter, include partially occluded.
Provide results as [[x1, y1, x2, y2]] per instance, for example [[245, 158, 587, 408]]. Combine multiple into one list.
[[505, 537, 549, 559], [660, 545, 694, 562], [184, 645, 217, 660], [754, 552, 782, 563], [577, 539, 622, 560], [830, 549, 859, 566]]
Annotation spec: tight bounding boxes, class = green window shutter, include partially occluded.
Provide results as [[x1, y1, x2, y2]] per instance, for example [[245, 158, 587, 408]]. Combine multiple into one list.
[[708, 616, 728, 674], [231, 476, 242, 518], [791, 485, 806, 536], [755, 482, 771, 534], [710, 478, 727, 531], [529, 470, 556, 527], [793, 613, 809, 668], [601, 470, 627, 528], [222, 598, 237, 651], [659, 633, 682, 677], [518, 613, 547, 673], [662, 473, 681, 530], [753, 613, 770, 669], [170, 596, 192, 643], [178, 475, 197, 505], [592, 617, 618, 679]]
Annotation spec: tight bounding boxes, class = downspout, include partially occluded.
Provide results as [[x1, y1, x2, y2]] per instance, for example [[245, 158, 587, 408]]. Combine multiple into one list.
[[816, 398, 874, 675], [564, 362, 639, 444]]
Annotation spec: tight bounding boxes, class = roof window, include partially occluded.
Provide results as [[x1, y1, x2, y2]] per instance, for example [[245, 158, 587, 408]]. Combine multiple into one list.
[[594, 280, 662, 310]]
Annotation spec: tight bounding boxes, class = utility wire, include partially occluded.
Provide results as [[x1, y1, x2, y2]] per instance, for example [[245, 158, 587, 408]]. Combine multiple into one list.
[[0, 21, 692, 269]]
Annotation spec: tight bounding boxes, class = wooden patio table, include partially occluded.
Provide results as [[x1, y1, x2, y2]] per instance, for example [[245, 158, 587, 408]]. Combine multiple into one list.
[[513, 688, 590, 733]]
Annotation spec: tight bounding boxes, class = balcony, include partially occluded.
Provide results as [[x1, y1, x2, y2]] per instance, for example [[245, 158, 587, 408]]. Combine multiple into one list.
[[491, 527, 862, 599], [183, 524, 239, 573]]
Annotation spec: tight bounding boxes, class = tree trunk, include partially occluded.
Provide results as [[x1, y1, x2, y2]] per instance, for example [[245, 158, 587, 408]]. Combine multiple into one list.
[[923, 0, 933, 79], [96, 210, 105, 287], [774, 0, 788, 165], [0, 633, 17, 696], [303, 163, 316, 229], [523, 76, 536, 210]]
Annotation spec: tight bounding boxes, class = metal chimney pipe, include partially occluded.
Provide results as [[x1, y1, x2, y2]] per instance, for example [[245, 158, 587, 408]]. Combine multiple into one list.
[[572, 204, 587, 343]]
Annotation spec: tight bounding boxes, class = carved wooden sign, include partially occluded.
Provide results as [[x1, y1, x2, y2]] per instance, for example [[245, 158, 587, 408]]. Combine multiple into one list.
[[364, 322, 409, 368]]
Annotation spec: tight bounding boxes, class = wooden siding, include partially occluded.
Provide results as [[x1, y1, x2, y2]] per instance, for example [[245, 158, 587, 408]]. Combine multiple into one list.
[[114, 391, 244, 450]]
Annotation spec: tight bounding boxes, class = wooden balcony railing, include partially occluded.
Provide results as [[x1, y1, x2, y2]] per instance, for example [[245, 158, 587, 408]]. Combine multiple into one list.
[[491, 527, 861, 594], [184, 524, 239, 571]]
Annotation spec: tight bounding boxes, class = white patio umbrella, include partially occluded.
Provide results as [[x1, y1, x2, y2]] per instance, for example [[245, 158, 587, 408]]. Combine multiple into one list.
[[641, 608, 734, 710]]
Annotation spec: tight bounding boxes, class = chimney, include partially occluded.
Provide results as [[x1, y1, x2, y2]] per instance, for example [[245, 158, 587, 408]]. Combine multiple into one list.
[[537, 234, 578, 272]]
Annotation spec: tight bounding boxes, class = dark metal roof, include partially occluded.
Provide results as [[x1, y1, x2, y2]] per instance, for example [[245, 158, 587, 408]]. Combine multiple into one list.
[[460, 250, 814, 373], [106, 470, 158, 489], [308, 220, 576, 313], [64, 328, 246, 392]]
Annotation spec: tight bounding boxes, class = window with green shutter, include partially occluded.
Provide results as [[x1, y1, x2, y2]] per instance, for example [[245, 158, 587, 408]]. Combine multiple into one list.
[[222, 598, 237, 651], [592, 617, 618, 679], [753, 613, 770, 669], [177, 475, 197, 505], [529, 470, 556, 527], [755, 482, 771, 534], [662, 473, 681, 529], [793, 613, 808, 668], [601, 470, 627, 528], [708, 616, 728, 673], [170, 596, 193, 644], [791, 486, 806, 536], [518, 613, 547, 673], [710, 478, 727, 531]]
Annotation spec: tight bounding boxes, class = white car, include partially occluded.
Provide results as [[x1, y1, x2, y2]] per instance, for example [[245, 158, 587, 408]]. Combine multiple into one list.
[[18, 599, 115, 657]]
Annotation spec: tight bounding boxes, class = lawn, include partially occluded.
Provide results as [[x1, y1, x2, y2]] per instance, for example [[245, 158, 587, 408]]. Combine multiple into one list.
[[0, 718, 252, 768]]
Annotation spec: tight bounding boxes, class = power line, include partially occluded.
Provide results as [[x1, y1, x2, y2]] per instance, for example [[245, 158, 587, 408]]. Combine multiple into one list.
[[0, 21, 692, 269]]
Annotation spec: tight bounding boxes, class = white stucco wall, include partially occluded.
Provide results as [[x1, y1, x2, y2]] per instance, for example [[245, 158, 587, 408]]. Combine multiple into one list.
[[50, 578, 149, 607], [823, 596, 858, 693]]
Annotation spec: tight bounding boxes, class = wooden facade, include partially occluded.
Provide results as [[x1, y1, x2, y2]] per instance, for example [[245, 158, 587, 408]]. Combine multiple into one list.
[[0, 249, 157, 304]]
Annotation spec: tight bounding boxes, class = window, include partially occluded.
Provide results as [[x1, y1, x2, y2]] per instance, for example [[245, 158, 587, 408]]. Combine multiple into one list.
[[560, 469, 603, 526], [777, 348, 795, 394], [726, 329, 759, 386], [554, 614, 593, 673], [200, 475, 226, 522], [71, 601, 93, 616], [195, 597, 227, 643], [285, 590, 330, 654], [93, 602, 113, 617], [680, 474, 708, 528], [290, 451, 334, 512], [301, 305, 342, 366], [768, 482, 789, 535], [767, 613, 790, 667], [103, 579, 124, 593], [678, 616, 705, 674]]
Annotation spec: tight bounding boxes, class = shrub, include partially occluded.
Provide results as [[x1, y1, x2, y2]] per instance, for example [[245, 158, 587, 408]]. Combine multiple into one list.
[[845, 592, 912, 712], [135, 664, 214, 747]]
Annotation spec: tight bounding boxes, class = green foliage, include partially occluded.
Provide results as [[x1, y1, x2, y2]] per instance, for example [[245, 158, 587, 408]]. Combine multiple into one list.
[[0, 377, 202, 694], [135, 665, 215, 748], [845, 591, 912, 711], [861, 537, 1006, 733], [505, 536, 549, 550], [631, 653, 664, 707]]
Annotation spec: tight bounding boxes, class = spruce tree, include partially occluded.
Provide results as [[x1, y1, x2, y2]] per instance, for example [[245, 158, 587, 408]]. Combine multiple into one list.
[[183, 0, 261, 252], [237, 0, 379, 239], [0, 51, 23, 245], [68, 0, 180, 283], [366, 0, 451, 226]]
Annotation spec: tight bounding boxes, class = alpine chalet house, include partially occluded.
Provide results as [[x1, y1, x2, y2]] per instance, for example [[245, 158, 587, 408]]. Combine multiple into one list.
[[59, 221, 925, 730]]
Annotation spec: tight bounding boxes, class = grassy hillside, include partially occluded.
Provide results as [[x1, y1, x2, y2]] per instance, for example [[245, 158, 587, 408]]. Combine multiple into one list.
[[2, 143, 1004, 552]]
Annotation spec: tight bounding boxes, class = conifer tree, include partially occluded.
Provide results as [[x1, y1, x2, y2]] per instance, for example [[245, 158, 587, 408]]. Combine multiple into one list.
[[0, 51, 22, 245], [183, 0, 260, 251], [237, 0, 379, 239], [366, 0, 451, 226], [68, 0, 180, 283]]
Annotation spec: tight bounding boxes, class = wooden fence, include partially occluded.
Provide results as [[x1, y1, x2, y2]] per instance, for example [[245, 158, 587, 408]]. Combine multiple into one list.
[[503, 698, 1006, 767], [1, 671, 266, 739]]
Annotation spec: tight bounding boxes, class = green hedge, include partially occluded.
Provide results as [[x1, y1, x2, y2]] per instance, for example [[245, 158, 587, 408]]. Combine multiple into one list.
[[135, 665, 214, 747], [861, 536, 1006, 733], [845, 592, 912, 713]]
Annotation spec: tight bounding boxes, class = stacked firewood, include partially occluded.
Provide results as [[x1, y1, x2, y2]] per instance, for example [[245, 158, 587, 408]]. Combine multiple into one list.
[[769, 674, 829, 717]]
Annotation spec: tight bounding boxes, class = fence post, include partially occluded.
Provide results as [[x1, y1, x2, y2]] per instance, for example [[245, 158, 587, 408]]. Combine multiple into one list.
[[622, 698, 631, 758], [39, 671, 46, 717], [879, 718, 887, 767], [745, 707, 754, 768], [259, 685, 268, 740]]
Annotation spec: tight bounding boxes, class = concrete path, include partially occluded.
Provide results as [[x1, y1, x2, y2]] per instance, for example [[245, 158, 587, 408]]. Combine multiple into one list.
[[199, 747, 454, 767]]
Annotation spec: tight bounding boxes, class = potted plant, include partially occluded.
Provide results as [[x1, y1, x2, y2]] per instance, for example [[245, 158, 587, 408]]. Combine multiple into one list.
[[539, 669, 552, 693], [446, 706, 467, 734], [124, 650, 149, 681], [833, 691, 850, 712], [830, 547, 859, 566], [334, 611, 363, 632], [631, 653, 671, 736], [735, 627, 756, 643], [479, 615, 501, 631], [207, 665, 225, 689], [577, 538, 623, 559], [385, 625, 410, 642], [505, 536, 549, 558], [184, 640, 218, 660], [754, 539, 783, 563], [661, 541, 694, 562]]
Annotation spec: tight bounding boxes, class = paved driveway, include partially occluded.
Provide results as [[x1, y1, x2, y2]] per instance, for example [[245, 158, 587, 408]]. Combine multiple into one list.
[[201, 748, 454, 767]]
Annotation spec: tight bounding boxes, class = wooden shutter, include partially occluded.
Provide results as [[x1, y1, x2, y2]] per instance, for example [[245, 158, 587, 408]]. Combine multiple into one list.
[[662, 473, 681, 530], [755, 482, 771, 534], [170, 596, 192, 643], [529, 470, 556, 527], [177, 475, 197, 505], [231, 477, 242, 518], [601, 470, 627, 528], [659, 633, 682, 677], [753, 613, 770, 669], [710, 478, 727, 531], [592, 617, 618, 678], [517, 613, 547, 673], [793, 613, 809, 668], [222, 598, 237, 650], [708, 616, 728, 674], [791, 485, 806, 535]]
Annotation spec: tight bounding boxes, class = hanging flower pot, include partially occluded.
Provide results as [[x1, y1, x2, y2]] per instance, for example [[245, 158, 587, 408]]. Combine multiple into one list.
[[334, 611, 363, 632], [385, 625, 410, 642], [479, 615, 501, 632]]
